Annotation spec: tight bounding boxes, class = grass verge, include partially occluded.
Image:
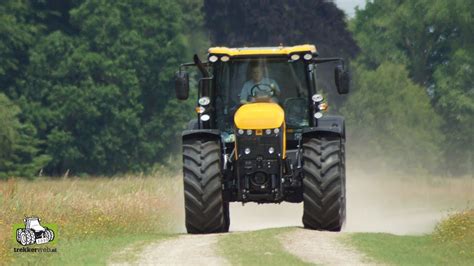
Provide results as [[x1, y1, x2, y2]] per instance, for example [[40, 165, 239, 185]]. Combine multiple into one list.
[[0, 173, 183, 265], [217, 227, 311, 266], [350, 210, 474, 265], [11, 233, 171, 265]]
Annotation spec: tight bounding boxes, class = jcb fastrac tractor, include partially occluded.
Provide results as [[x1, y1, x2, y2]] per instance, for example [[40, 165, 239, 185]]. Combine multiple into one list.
[[175, 44, 350, 233]]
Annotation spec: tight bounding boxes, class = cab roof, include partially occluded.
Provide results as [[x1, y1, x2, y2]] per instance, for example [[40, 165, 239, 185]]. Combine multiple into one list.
[[208, 44, 317, 57]]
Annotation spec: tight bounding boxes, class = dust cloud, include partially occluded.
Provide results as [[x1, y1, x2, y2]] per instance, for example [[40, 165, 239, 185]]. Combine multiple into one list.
[[171, 161, 473, 235], [230, 202, 302, 231], [228, 163, 473, 235]]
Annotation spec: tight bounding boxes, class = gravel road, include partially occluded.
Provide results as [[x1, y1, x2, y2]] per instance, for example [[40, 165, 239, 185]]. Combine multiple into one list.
[[280, 228, 374, 265], [131, 234, 230, 266]]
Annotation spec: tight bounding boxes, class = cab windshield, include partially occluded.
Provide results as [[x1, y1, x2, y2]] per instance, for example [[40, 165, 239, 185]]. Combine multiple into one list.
[[213, 58, 311, 132]]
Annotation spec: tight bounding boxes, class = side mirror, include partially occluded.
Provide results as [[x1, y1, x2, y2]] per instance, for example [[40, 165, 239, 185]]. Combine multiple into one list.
[[335, 64, 350, 94], [175, 71, 189, 100]]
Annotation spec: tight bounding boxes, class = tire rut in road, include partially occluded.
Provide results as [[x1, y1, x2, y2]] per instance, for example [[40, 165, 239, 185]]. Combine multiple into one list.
[[279, 228, 375, 265], [130, 234, 229, 266]]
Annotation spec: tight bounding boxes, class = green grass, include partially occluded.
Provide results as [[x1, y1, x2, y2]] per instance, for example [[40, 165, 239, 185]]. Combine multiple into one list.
[[217, 227, 312, 266], [351, 232, 474, 265], [10, 233, 170, 265], [350, 210, 474, 265]]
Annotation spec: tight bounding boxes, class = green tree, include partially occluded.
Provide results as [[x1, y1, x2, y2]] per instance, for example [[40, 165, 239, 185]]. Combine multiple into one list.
[[0, 1, 38, 96], [341, 62, 443, 173], [0, 93, 50, 179], [433, 49, 474, 175], [18, 0, 195, 175], [176, 0, 209, 57], [204, 0, 358, 57], [0, 94, 19, 161], [350, 0, 473, 175], [350, 0, 473, 86]]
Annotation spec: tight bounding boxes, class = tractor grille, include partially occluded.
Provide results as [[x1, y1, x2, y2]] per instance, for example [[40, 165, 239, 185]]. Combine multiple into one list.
[[235, 129, 282, 160]]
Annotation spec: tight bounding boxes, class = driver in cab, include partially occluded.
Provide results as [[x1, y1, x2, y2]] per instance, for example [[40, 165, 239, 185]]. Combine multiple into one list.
[[240, 63, 280, 104]]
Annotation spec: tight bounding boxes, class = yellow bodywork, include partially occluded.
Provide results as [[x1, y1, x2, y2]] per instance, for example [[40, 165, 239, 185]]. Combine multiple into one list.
[[209, 44, 317, 57], [234, 103, 286, 158], [234, 103, 284, 129]]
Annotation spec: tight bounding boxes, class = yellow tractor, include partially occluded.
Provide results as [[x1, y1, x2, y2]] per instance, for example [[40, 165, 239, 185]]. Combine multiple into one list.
[[175, 45, 349, 233]]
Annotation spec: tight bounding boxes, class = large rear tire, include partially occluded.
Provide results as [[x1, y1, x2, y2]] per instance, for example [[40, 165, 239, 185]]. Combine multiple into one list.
[[183, 139, 228, 234], [302, 136, 346, 231]]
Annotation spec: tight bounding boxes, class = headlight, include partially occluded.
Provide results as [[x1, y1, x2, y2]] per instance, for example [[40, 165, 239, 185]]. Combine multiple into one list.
[[246, 129, 252, 136], [209, 55, 218, 62], [238, 129, 244, 135], [244, 148, 251, 155], [198, 96, 210, 106], [274, 128, 280, 134], [312, 94, 324, 102], [290, 54, 300, 61], [201, 114, 210, 121], [314, 112, 323, 119], [220, 55, 230, 62], [303, 53, 313, 60], [268, 147, 275, 154], [265, 129, 272, 135]]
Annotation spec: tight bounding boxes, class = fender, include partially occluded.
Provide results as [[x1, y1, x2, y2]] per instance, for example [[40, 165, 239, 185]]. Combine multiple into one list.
[[182, 129, 221, 141], [303, 115, 345, 139]]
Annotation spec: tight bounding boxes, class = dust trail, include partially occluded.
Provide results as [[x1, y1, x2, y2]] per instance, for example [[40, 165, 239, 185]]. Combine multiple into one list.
[[345, 167, 473, 235], [228, 166, 473, 235], [170, 164, 473, 235], [346, 170, 441, 234], [229, 202, 302, 231]]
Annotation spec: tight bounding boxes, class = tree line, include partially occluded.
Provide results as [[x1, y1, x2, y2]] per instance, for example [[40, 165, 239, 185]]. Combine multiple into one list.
[[0, 0, 472, 178], [343, 0, 473, 175]]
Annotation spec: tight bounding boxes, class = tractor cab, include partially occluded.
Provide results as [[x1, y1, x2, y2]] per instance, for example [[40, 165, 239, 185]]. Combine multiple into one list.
[[175, 44, 349, 234]]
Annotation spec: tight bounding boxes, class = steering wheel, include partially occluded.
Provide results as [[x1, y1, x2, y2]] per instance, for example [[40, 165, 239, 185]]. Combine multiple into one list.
[[250, 83, 275, 97]]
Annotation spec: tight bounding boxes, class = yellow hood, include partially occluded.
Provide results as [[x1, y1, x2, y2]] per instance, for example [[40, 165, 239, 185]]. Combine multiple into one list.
[[234, 103, 285, 129]]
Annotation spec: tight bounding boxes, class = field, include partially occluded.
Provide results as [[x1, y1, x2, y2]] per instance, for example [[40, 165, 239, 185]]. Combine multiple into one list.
[[0, 172, 183, 264]]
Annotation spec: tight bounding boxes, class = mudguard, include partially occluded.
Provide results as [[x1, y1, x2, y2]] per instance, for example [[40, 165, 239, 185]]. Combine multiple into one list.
[[182, 129, 221, 141], [302, 115, 345, 139], [187, 119, 199, 130]]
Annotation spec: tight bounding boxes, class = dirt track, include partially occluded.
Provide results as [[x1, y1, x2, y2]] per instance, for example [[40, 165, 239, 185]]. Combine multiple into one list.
[[280, 229, 373, 265], [109, 167, 471, 265], [132, 234, 230, 266]]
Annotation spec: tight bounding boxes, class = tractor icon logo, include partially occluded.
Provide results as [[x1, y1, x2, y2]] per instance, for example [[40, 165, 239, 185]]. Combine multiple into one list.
[[16, 217, 55, 246]]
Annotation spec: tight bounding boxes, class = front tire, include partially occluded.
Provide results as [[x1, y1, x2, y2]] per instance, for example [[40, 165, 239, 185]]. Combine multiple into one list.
[[183, 139, 228, 234], [302, 136, 346, 231]]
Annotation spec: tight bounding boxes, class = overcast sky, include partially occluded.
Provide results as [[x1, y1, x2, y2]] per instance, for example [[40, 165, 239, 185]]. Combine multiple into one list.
[[334, 0, 367, 17]]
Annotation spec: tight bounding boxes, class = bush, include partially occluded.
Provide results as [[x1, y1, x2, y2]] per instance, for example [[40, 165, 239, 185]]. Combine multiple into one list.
[[434, 210, 474, 244]]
